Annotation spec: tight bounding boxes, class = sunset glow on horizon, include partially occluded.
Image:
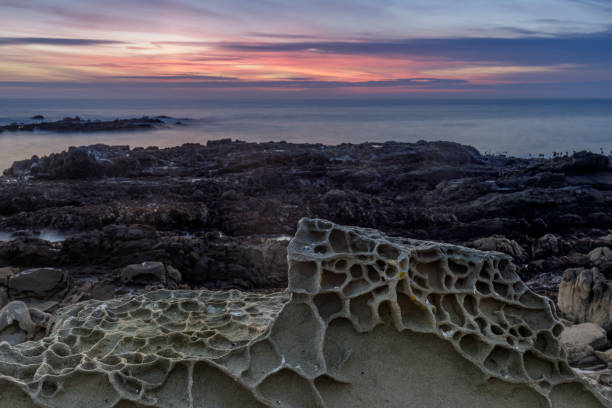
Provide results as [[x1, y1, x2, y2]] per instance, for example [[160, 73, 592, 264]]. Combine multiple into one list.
[[1, 0, 612, 98]]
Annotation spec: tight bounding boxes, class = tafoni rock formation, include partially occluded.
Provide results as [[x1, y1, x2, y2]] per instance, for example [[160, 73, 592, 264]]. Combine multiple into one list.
[[0, 219, 609, 407]]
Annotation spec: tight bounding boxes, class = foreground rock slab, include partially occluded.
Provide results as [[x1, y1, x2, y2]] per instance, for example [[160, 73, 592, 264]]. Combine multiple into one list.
[[0, 219, 609, 407]]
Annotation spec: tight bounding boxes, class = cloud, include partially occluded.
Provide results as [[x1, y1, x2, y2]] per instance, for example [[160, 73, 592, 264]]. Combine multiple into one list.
[[152, 41, 214, 47], [0, 37, 123, 46], [569, 0, 612, 12], [217, 33, 612, 65], [245, 32, 323, 40], [0, 77, 466, 89], [110, 75, 237, 81]]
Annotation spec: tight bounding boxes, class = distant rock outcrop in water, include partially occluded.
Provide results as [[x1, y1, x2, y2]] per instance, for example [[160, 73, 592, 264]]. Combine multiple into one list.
[[0, 219, 608, 407], [0, 115, 181, 134]]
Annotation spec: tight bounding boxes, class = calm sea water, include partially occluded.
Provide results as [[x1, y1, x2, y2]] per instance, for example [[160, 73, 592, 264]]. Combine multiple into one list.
[[0, 98, 611, 171]]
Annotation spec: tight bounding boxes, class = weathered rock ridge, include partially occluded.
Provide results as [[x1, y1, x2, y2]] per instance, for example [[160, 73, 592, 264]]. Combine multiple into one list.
[[0, 219, 608, 407]]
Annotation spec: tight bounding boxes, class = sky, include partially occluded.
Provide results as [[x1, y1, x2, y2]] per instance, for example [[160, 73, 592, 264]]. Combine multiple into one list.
[[1, 0, 612, 98]]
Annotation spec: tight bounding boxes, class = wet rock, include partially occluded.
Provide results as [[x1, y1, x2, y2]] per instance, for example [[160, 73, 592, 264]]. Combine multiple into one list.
[[8, 268, 70, 299]]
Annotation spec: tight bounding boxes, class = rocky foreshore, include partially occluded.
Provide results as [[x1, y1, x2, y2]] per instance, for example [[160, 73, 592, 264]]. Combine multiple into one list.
[[0, 115, 184, 133], [0, 139, 610, 314]]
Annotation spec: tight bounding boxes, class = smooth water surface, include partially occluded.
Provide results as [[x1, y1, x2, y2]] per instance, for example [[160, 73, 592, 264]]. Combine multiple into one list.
[[0, 98, 610, 171]]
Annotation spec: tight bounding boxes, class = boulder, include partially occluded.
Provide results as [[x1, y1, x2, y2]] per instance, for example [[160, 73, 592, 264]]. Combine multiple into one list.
[[166, 265, 182, 283], [0, 266, 18, 286], [0, 301, 38, 345], [8, 268, 70, 299], [590, 247, 612, 264], [467, 235, 527, 262], [120, 262, 168, 285], [594, 349, 612, 364], [563, 151, 610, 174], [120, 262, 182, 287], [558, 267, 612, 332], [532, 233, 566, 258], [560, 323, 608, 367]]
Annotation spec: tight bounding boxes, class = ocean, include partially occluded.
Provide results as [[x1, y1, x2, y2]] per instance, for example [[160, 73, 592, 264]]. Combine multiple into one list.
[[0, 98, 611, 171]]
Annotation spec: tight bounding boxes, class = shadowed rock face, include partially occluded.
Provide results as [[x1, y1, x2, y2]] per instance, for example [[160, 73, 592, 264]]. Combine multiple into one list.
[[0, 219, 608, 407]]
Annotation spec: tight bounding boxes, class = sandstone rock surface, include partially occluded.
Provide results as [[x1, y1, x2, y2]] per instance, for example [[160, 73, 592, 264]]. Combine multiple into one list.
[[0, 219, 609, 407], [558, 268, 612, 331], [560, 323, 608, 366], [0, 300, 49, 345], [561, 323, 608, 350]]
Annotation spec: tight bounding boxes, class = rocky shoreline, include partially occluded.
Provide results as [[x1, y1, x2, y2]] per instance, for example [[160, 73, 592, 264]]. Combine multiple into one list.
[[0, 139, 610, 313], [0, 115, 184, 133]]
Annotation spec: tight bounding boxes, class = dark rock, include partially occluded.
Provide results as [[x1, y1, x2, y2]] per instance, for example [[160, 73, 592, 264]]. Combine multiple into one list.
[[532, 234, 567, 259], [8, 268, 70, 299], [0, 116, 169, 136], [563, 151, 610, 174], [120, 261, 168, 285], [0, 139, 610, 299], [0, 267, 18, 286], [466, 235, 527, 262]]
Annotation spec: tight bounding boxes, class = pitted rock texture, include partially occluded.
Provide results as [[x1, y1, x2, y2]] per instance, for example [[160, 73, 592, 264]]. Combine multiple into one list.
[[0, 218, 609, 407]]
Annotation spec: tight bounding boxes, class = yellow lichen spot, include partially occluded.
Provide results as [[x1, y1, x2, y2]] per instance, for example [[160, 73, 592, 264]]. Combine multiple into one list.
[[389, 260, 398, 266], [410, 295, 417, 301], [398, 271, 407, 280]]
